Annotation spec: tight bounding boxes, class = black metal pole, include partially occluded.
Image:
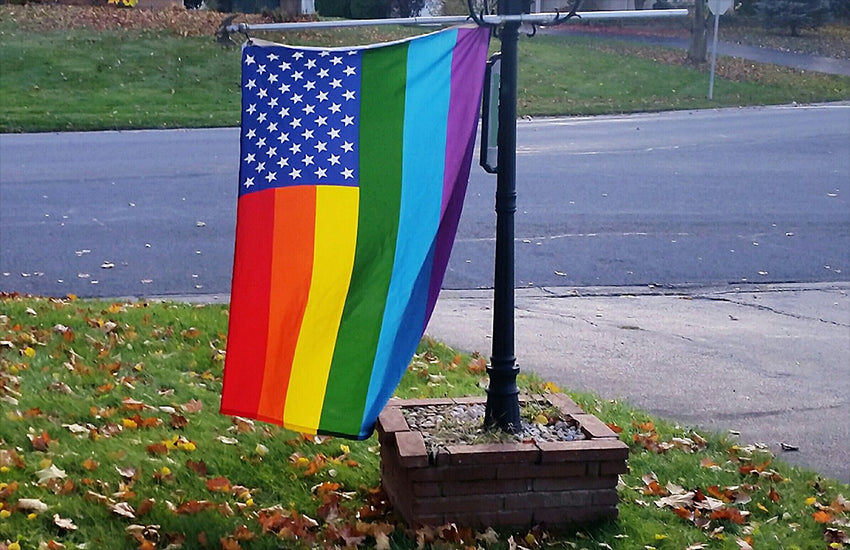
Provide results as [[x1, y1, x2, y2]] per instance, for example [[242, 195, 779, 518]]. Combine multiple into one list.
[[484, 0, 522, 433]]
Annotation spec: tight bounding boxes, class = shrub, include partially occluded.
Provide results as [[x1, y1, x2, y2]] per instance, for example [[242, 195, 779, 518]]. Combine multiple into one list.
[[349, 0, 388, 17], [756, 0, 831, 35], [316, 0, 352, 16]]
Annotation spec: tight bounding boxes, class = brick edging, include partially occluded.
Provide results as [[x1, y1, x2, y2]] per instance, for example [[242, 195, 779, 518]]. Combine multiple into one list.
[[377, 394, 628, 528]]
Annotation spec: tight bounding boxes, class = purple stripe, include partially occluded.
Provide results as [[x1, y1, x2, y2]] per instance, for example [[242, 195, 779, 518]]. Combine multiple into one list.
[[423, 26, 491, 326]]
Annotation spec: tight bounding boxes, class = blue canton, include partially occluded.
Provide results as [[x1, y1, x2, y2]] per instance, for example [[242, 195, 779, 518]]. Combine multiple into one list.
[[239, 45, 362, 196]]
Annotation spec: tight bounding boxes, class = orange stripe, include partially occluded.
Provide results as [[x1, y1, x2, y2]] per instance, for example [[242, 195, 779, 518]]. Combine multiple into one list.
[[255, 186, 317, 423]]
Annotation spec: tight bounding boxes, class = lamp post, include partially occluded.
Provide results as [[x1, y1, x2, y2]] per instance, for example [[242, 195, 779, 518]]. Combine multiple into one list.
[[483, 0, 523, 433]]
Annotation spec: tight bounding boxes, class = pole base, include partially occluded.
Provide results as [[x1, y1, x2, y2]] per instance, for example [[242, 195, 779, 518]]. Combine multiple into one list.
[[484, 364, 521, 433]]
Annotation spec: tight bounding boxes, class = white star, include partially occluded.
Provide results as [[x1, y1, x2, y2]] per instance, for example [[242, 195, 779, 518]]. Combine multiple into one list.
[[246, 104, 257, 115], [303, 104, 315, 115], [292, 71, 303, 81], [246, 128, 256, 139], [289, 143, 301, 154], [279, 82, 290, 93], [278, 106, 290, 118], [268, 97, 278, 108], [277, 132, 289, 143], [317, 68, 329, 78], [267, 122, 277, 132], [268, 73, 278, 84], [341, 141, 354, 152], [291, 93, 303, 104], [315, 116, 328, 127], [279, 61, 291, 71], [329, 103, 342, 114], [304, 81, 316, 91], [265, 171, 277, 183], [342, 167, 354, 179], [306, 58, 317, 69], [347, 50, 357, 56], [245, 55, 255, 65], [258, 112, 267, 123], [277, 157, 288, 168], [257, 64, 266, 74], [244, 152, 255, 163], [256, 161, 266, 173], [330, 78, 342, 89], [344, 66, 356, 76], [289, 168, 301, 179], [342, 115, 354, 126], [315, 167, 327, 178], [331, 56, 343, 65], [293, 51, 304, 59], [328, 154, 340, 166], [256, 137, 266, 148], [316, 91, 329, 102], [319, 51, 330, 57], [327, 128, 340, 139], [243, 177, 254, 188], [302, 155, 314, 166], [258, 88, 267, 98], [245, 79, 257, 89], [301, 128, 314, 140], [289, 118, 302, 128], [266, 146, 277, 157], [343, 90, 355, 101], [267, 53, 279, 61], [315, 141, 327, 152]]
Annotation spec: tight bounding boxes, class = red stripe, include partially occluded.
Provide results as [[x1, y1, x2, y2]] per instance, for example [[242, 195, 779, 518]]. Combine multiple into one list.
[[255, 186, 317, 423], [220, 191, 276, 418]]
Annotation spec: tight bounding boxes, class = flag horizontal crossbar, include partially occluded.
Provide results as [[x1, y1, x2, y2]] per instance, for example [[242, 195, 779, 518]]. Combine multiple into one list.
[[225, 9, 688, 34]]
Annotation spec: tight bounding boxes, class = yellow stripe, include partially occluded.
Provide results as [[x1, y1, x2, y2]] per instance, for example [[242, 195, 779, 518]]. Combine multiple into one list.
[[283, 185, 360, 432]]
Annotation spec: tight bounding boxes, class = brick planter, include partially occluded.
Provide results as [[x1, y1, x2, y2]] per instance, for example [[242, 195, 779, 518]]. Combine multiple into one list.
[[376, 394, 628, 528]]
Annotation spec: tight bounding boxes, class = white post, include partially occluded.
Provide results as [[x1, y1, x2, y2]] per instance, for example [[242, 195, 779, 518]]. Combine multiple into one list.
[[708, 11, 719, 99]]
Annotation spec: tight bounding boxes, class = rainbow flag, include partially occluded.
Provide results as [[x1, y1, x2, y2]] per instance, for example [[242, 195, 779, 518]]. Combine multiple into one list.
[[220, 26, 490, 439]]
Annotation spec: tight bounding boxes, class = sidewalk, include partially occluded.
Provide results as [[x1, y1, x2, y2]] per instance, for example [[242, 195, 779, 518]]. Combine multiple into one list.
[[424, 282, 850, 482], [544, 26, 850, 76]]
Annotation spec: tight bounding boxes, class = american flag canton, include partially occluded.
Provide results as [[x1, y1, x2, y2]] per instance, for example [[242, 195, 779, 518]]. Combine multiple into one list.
[[238, 45, 362, 196]]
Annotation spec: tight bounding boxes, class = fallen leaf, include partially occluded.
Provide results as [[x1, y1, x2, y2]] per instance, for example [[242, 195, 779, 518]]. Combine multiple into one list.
[[35, 464, 67, 484], [53, 514, 77, 531], [186, 459, 208, 477], [110, 502, 136, 519], [170, 413, 188, 429], [813, 510, 833, 523], [710, 507, 749, 525], [146, 443, 169, 455], [207, 476, 232, 493], [768, 487, 781, 502], [115, 466, 137, 479], [16, 498, 49, 513], [183, 398, 203, 413], [29, 430, 54, 451], [137, 498, 155, 517]]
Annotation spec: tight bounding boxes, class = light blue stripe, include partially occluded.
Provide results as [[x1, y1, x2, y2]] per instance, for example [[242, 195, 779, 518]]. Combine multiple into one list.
[[358, 29, 457, 434]]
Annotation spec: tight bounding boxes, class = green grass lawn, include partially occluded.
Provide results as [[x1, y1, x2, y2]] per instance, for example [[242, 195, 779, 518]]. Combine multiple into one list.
[[1, 22, 848, 132], [1, 295, 848, 549]]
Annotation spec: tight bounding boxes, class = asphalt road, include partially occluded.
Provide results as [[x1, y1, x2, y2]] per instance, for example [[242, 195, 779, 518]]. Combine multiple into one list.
[[1, 103, 848, 297]]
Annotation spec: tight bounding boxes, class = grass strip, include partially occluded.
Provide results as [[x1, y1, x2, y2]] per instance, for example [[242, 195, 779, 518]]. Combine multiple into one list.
[[0, 295, 847, 549], [1, 23, 848, 133]]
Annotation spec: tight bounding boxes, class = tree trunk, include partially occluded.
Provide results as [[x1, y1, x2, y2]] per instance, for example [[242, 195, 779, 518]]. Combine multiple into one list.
[[687, 0, 708, 64]]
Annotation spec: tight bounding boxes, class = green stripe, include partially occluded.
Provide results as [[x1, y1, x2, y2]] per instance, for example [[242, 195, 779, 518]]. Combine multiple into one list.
[[318, 42, 408, 435]]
